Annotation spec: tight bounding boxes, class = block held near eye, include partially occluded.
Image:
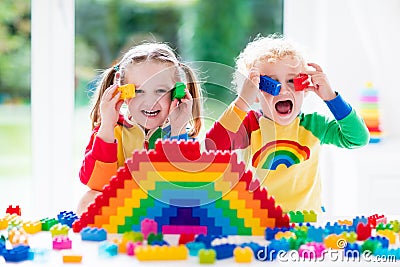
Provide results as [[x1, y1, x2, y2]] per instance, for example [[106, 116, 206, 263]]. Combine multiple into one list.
[[259, 75, 281, 96], [114, 84, 136, 100], [172, 82, 186, 100]]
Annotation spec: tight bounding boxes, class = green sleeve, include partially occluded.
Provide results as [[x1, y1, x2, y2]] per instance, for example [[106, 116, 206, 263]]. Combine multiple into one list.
[[301, 110, 370, 148]]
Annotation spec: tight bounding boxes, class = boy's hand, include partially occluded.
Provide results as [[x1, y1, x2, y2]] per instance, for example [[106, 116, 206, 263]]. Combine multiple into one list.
[[234, 67, 260, 111], [169, 88, 193, 136], [306, 63, 337, 101]]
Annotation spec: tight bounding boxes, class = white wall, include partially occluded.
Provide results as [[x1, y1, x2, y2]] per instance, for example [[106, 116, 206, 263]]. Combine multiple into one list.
[[284, 0, 400, 215]]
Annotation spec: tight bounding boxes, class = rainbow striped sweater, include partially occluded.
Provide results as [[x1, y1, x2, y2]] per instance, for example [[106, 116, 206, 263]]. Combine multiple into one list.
[[79, 116, 188, 191], [205, 94, 369, 212]]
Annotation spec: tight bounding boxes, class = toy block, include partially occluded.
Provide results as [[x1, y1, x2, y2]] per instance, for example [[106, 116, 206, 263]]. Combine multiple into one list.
[[298, 242, 325, 259], [234, 246, 253, 263], [122, 231, 143, 242], [198, 248, 216, 264], [324, 234, 344, 249], [151, 240, 169, 246], [147, 232, 163, 245], [289, 211, 304, 223], [113, 84, 135, 100], [141, 218, 157, 239], [2, 245, 30, 262], [338, 219, 352, 226], [303, 210, 317, 222], [23, 220, 42, 234], [265, 227, 288, 240], [99, 241, 118, 257], [389, 220, 400, 232], [369, 236, 389, 249], [368, 214, 386, 228], [293, 73, 310, 91], [72, 220, 83, 233], [361, 238, 382, 254], [259, 75, 281, 96], [53, 236, 72, 250], [135, 245, 188, 261], [179, 233, 195, 245], [172, 82, 186, 100], [306, 226, 324, 242], [377, 229, 396, 244], [186, 241, 206, 256], [212, 243, 236, 260], [324, 222, 345, 235], [275, 231, 295, 240], [50, 223, 70, 237], [0, 217, 8, 230], [352, 216, 368, 227], [356, 222, 371, 241], [40, 218, 58, 231], [126, 241, 142, 256], [376, 223, 393, 231], [57, 211, 79, 227], [62, 253, 83, 263], [81, 227, 107, 241], [0, 235, 5, 252], [340, 231, 357, 243], [8, 227, 29, 246], [195, 234, 215, 249], [6, 205, 21, 216], [288, 237, 307, 251]]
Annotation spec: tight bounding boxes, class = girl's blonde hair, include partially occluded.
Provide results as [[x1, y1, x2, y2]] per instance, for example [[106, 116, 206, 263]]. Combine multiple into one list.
[[90, 42, 203, 138], [233, 33, 308, 92]]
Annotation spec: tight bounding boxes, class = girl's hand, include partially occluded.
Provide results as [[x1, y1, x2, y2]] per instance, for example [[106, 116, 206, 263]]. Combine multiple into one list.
[[305, 63, 337, 101], [234, 67, 260, 111], [169, 88, 193, 136], [97, 84, 123, 143]]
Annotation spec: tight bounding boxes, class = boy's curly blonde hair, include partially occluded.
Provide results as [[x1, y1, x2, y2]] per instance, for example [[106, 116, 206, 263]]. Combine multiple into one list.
[[233, 33, 308, 93]]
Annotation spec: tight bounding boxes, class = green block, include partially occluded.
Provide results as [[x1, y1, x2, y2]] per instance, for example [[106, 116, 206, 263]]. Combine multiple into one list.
[[172, 82, 186, 100]]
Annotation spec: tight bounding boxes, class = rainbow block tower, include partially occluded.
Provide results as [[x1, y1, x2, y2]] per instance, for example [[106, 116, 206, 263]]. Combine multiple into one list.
[[73, 140, 289, 236], [359, 82, 382, 143]]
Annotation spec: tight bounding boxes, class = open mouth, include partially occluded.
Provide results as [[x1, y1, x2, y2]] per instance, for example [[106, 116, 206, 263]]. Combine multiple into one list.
[[275, 100, 293, 115], [142, 110, 160, 117]]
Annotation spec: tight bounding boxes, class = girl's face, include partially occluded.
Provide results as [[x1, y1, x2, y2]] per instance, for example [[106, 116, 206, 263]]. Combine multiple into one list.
[[255, 55, 305, 126], [124, 61, 176, 130]]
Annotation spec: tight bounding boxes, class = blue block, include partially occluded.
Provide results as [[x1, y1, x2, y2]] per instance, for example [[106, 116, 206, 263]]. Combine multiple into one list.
[[98, 241, 118, 257], [186, 242, 206, 256], [57, 211, 79, 227], [259, 75, 281, 96], [2, 245, 30, 262], [307, 226, 324, 242], [212, 244, 236, 260], [81, 227, 107, 241]]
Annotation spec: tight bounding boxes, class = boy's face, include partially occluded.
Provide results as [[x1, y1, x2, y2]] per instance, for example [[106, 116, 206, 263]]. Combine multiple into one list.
[[125, 62, 175, 130], [255, 55, 305, 126]]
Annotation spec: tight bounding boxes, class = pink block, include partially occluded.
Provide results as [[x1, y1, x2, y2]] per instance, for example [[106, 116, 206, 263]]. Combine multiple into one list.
[[126, 241, 142, 256], [53, 236, 72, 250], [141, 218, 158, 239], [360, 96, 378, 102], [162, 225, 207, 235]]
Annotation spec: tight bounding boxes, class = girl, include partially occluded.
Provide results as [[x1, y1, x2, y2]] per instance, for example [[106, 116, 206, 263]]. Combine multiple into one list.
[[78, 43, 203, 213]]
